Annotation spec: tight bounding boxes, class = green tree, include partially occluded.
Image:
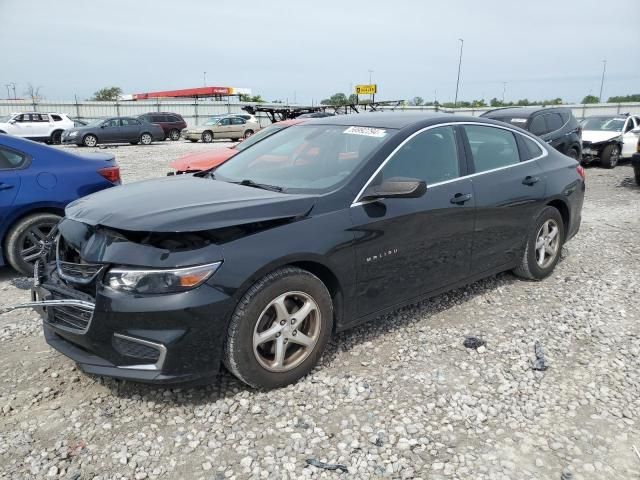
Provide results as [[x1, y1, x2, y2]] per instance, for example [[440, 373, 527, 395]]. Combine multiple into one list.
[[411, 96, 424, 106], [607, 94, 640, 102], [320, 93, 349, 106], [92, 86, 123, 101], [348, 94, 358, 104], [240, 94, 266, 103], [581, 95, 600, 104]]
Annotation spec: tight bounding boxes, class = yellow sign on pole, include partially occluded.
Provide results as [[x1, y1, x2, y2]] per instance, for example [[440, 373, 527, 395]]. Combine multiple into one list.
[[355, 84, 377, 95]]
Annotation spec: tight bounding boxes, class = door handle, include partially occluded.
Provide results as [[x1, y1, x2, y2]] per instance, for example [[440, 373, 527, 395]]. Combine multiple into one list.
[[450, 193, 472, 204], [0, 183, 15, 191], [522, 176, 541, 186]]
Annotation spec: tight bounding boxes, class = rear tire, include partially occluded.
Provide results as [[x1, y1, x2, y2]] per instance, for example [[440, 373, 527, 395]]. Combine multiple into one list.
[[244, 129, 254, 139], [223, 267, 333, 389], [169, 129, 180, 141], [513, 206, 564, 281], [567, 147, 579, 160], [201, 131, 213, 143], [5, 213, 61, 276], [600, 144, 620, 169]]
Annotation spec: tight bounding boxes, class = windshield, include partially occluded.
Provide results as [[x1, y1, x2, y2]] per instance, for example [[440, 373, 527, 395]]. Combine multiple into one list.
[[581, 117, 624, 132], [214, 124, 391, 193], [85, 119, 104, 127], [234, 124, 287, 152]]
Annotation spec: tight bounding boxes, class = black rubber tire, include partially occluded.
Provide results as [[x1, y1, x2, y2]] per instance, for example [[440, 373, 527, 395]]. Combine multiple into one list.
[[169, 129, 180, 141], [4, 213, 61, 276], [50, 130, 63, 145], [634, 166, 640, 186], [83, 134, 98, 147], [600, 144, 620, 169], [512, 206, 565, 281], [201, 131, 213, 143], [566, 148, 579, 160], [223, 267, 333, 389], [243, 129, 254, 139], [140, 133, 153, 145]]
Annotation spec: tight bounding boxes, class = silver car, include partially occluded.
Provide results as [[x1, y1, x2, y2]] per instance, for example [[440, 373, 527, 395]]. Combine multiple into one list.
[[182, 116, 260, 143]]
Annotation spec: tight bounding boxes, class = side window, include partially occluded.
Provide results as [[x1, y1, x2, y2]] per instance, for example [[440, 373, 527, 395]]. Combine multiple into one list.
[[544, 113, 563, 133], [51, 114, 62, 121], [104, 119, 120, 127], [520, 135, 544, 160], [122, 118, 141, 126], [624, 118, 636, 132], [151, 115, 165, 123], [39, 114, 50, 122], [169, 115, 181, 123], [529, 115, 547, 136], [219, 118, 231, 126], [231, 117, 245, 125], [0, 147, 27, 169], [464, 125, 520, 172], [379, 126, 460, 185]]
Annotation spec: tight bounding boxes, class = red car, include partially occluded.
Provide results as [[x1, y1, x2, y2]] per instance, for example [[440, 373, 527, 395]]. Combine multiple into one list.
[[169, 119, 305, 174]]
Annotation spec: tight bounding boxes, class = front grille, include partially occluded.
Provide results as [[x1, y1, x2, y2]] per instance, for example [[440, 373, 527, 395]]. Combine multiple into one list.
[[47, 289, 94, 332], [56, 235, 104, 285], [112, 336, 161, 362]]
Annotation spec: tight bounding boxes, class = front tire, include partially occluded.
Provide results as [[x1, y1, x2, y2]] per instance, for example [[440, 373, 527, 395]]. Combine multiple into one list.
[[5, 213, 61, 276], [223, 267, 333, 389], [566, 147, 579, 160], [140, 133, 153, 145], [244, 129, 254, 139], [83, 134, 98, 147], [600, 144, 620, 169], [201, 131, 213, 143], [513, 206, 564, 281], [169, 129, 180, 141], [50, 130, 62, 145]]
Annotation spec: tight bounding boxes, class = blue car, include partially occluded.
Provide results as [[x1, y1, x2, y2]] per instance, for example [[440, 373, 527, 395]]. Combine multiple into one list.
[[0, 134, 120, 275]]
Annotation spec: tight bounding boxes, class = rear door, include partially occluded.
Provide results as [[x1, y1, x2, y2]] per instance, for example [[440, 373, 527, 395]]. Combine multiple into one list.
[[541, 113, 565, 151], [230, 117, 246, 138], [0, 145, 27, 226], [121, 118, 142, 141], [30, 113, 51, 138], [351, 125, 476, 316], [462, 124, 546, 273]]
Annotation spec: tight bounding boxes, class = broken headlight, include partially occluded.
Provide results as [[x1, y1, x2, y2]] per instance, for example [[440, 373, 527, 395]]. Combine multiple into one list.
[[104, 262, 221, 294]]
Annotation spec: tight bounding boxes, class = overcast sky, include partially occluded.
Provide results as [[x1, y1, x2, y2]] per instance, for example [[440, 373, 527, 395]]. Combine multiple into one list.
[[1, 0, 639, 104]]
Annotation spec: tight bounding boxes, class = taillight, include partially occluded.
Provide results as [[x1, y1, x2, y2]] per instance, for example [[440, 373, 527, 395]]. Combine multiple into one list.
[[576, 165, 586, 180], [98, 166, 121, 184]]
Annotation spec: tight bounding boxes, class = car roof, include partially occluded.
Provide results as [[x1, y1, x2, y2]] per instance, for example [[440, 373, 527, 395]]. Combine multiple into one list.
[[273, 119, 306, 126], [301, 111, 511, 130], [482, 106, 570, 118]]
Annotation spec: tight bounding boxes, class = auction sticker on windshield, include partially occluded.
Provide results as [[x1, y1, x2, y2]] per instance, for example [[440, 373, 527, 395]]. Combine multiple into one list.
[[343, 126, 387, 137]]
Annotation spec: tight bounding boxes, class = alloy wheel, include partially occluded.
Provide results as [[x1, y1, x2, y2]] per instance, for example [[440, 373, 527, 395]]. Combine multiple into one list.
[[169, 129, 180, 141], [141, 133, 152, 145], [19, 221, 56, 265], [202, 132, 213, 143], [252, 291, 321, 372], [535, 219, 560, 268], [84, 135, 97, 147], [610, 147, 620, 167]]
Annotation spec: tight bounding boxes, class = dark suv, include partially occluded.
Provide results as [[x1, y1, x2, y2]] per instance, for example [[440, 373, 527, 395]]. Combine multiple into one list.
[[137, 112, 187, 141], [481, 107, 582, 159]]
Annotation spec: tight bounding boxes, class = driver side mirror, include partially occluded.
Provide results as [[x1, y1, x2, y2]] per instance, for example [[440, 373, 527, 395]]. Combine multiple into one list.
[[361, 178, 427, 201], [100, 124, 107, 128], [8, 119, 16, 124]]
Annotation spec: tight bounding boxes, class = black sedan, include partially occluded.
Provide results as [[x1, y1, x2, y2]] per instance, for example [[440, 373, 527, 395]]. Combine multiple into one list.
[[61, 117, 165, 147], [29, 113, 585, 388]]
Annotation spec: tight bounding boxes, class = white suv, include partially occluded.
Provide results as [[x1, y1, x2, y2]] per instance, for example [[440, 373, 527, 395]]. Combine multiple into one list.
[[0, 112, 74, 144]]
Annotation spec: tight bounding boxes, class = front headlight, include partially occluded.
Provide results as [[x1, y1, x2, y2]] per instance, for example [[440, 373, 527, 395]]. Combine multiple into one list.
[[104, 262, 222, 294], [68, 131, 78, 137]]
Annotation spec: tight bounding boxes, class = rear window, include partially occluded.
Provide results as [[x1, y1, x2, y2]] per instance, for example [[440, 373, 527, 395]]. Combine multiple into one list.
[[0, 146, 27, 169], [51, 114, 63, 121], [529, 115, 547, 136], [168, 115, 182, 123], [544, 113, 564, 132], [520, 136, 544, 160]]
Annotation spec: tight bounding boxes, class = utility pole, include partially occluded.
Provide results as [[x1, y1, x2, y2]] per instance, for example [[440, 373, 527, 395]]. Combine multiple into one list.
[[598, 60, 606, 103], [368, 69, 374, 103], [4, 85, 10, 100], [203, 71, 207, 87], [502, 82, 507, 104], [454, 38, 464, 108]]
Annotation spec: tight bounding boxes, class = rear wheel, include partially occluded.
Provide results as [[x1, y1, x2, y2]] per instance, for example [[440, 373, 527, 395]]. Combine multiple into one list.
[[244, 129, 254, 139], [600, 144, 620, 169], [566, 147, 579, 160], [140, 133, 153, 145], [513, 206, 564, 281], [223, 267, 333, 389], [201, 131, 213, 143], [169, 129, 180, 141], [83, 134, 97, 147], [5, 213, 60, 276]]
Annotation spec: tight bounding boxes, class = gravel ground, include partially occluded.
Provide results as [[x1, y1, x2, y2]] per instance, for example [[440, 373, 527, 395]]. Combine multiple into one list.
[[0, 141, 639, 479]]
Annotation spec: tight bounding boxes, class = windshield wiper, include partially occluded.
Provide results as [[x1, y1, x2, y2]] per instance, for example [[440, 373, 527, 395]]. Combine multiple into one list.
[[235, 179, 283, 192]]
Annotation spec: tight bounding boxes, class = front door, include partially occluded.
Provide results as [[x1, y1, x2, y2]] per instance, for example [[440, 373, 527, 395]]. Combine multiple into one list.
[[351, 125, 475, 316], [462, 124, 547, 273], [622, 117, 639, 157], [100, 118, 123, 143], [215, 118, 233, 139]]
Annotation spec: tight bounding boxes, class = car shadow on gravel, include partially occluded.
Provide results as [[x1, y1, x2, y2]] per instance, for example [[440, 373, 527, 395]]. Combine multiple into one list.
[[0, 267, 31, 290]]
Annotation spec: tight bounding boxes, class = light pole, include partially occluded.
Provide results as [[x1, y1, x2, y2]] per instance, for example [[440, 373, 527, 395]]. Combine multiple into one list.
[[4, 84, 10, 100], [454, 38, 464, 108], [203, 71, 207, 87], [598, 60, 606, 103], [502, 82, 507, 104], [368, 69, 374, 103]]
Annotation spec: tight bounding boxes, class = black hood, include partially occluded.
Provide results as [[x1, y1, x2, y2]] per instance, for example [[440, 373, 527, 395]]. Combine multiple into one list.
[[65, 175, 317, 233]]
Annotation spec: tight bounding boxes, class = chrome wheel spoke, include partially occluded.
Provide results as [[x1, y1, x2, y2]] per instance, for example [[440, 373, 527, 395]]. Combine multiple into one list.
[[293, 300, 314, 322], [289, 331, 313, 347], [537, 246, 546, 265], [272, 337, 287, 369], [22, 251, 41, 262], [254, 323, 282, 345], [272, 296, 290, 321], [547, 227, 558, 241]]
